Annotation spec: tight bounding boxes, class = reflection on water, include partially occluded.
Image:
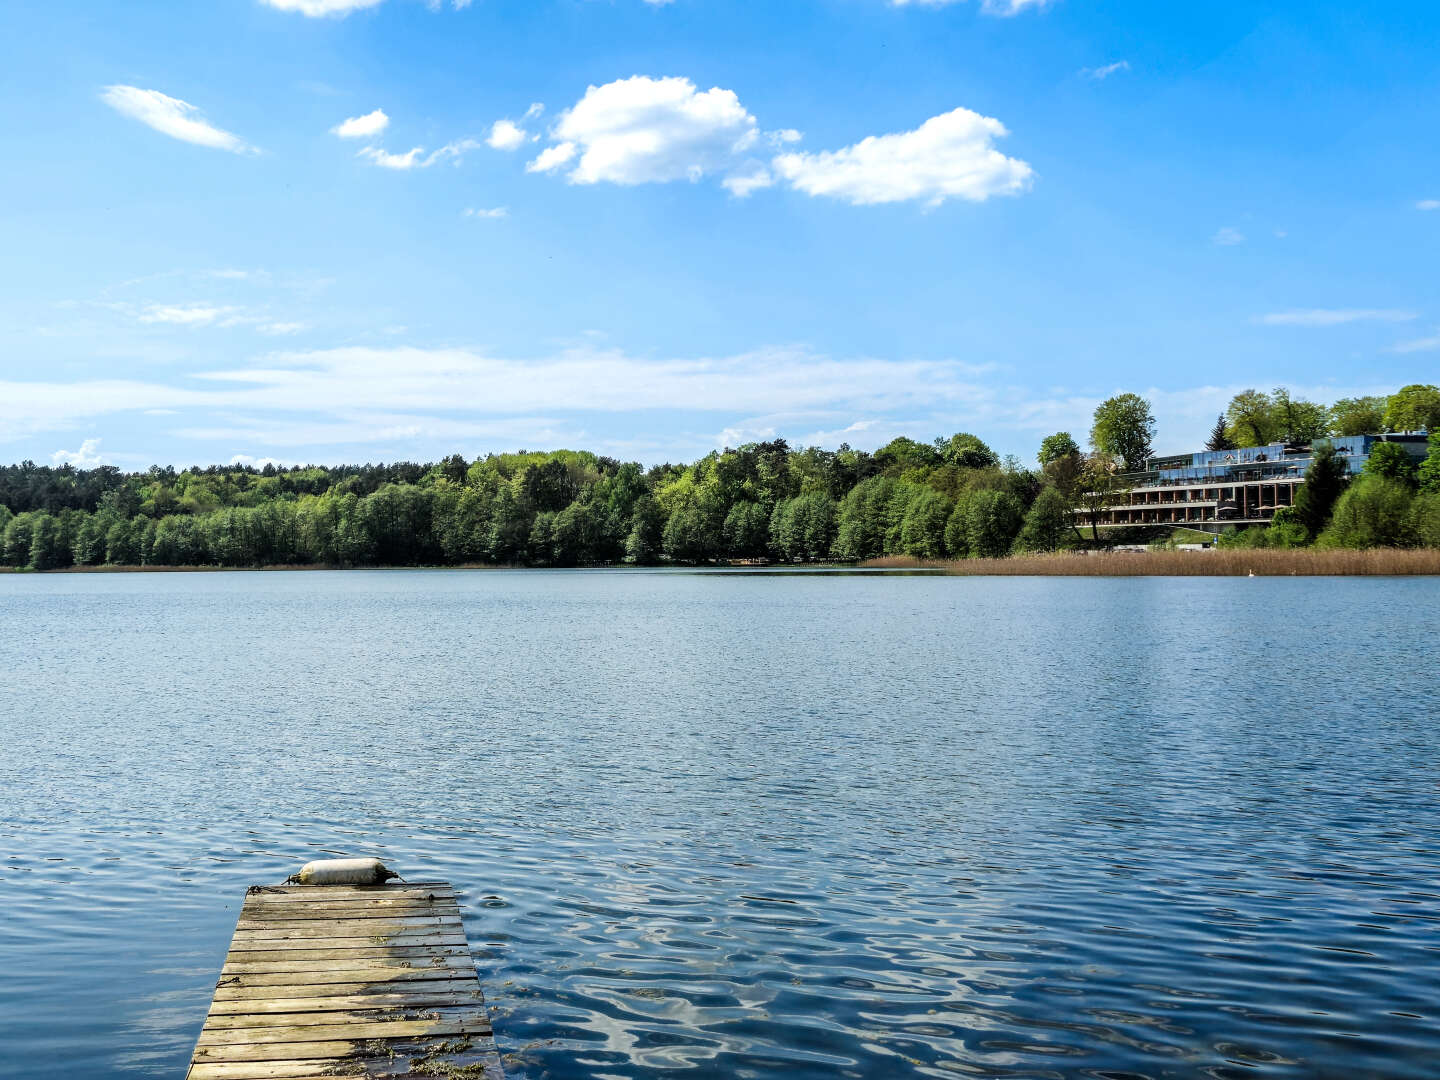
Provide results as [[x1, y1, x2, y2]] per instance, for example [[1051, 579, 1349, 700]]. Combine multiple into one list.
[[1, 570, 1437, 1079]]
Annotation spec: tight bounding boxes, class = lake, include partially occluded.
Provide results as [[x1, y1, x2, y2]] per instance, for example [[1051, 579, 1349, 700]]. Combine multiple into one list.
[[1, 569, 1437, 1079]]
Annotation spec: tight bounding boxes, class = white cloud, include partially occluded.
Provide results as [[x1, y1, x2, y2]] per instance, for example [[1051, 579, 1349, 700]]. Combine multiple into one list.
[[1259, 309, 1417, 327], [1390, 332, 1440, 354], [890, 0, 1053, 14], [527, 142, 577, 173], [139, 303, 240, 326], [1082, 60, 1130, 80], [1418, 200, 1440, 211], [0, 345, 1405, 464], [359, 146, 425, 170], [463, 207, 509, 219], [100, 85, 256, 154], [487, 119, 530, 151], [722, 165, 773, 198], [260, 0, 384, 15], [535, 76, 761, 186], [229, 453, 287, 469], [771, 106, 1032, 207], [331, 108, 389, 139], [52, 439, 106, 468], [358, 138, 481, 170], [131, 303, 304, 334], [487, 107, 544, 152], [767, 129, 803, 147], [1212, 226, 1245, 246]]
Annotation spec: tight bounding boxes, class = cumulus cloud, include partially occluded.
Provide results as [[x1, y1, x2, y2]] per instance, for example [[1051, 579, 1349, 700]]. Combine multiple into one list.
[[52, 439, 106, 468], [487, 120, 529, 151], [771, 106, 1032, 207], [531, 76, 761, 186], [1258, 309, 1416, 327], [1212, 226, 1245, 246], [523, 78, 1029, 207], [100, 85, 256, 154], [487, 105, 542, 150], [463, 207, 509, 219], [331, 108, 389, 138]]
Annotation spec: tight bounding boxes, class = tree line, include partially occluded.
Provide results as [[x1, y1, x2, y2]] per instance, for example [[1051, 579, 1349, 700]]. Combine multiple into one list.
[[1, 382, 1438, 570]]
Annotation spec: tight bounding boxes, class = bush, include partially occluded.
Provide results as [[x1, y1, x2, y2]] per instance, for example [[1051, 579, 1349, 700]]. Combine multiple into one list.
[[1317, 476, 1415, 549], [1407, 492, 1440, 548]]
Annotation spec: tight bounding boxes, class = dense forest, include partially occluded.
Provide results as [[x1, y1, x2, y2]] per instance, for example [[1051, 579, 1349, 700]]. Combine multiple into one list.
[[3, 384, 1439, 570]]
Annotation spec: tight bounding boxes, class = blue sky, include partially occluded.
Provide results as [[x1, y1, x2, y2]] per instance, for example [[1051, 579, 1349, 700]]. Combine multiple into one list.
[[1, 0, 1437, 469]]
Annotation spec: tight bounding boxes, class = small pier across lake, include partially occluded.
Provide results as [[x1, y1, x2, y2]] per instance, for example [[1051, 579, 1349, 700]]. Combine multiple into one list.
[[188, 880, 504, 1080]]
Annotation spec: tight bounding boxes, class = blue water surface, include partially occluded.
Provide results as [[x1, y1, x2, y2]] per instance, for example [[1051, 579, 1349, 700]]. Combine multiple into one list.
[[0, 569, 1437, 1079]]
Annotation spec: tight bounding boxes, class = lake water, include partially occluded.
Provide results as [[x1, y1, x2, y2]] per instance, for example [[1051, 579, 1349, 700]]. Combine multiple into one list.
[[1, 569, 1437, 1079]]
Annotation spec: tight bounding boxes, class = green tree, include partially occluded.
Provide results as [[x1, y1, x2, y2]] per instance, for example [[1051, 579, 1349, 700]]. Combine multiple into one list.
[[551, 499, 623, 566], [1329, 395, 1387, 437], [832, 475, 897, 561], [1075, 454, 1120, 543], [898, 488, 953, 558], [1364, 442, 1417, 486], [1292, 442, 1349, 539], [939, 432, 1000, 470], [1407, 492, 1440, 548], [1014, 486, 1071, 553], [1225, 388, 1275, 447], [1417, 433, 1440, 494], [1205, 414, 1236, 452], [1090, 393, 1155, 472], [105, 518, 142, 565], [3, 512, 37, 567], [623, 496, 664, 564], [1270, 388, 1329, 444], [1037, 432, 1080, 466], [663, 503, 717, 563], [770, 492, 837, 561], [873, 436, 942, 473], [722, 500, 770, 559], [1319, 476, 1415, 549], [964, 490, 1024, 558], [1384, 384, 1440, 433], [27, 513, 70, 570]]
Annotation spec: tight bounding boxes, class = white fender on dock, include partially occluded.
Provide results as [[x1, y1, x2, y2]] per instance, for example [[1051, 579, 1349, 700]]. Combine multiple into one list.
[[289, 856, 399, 885]]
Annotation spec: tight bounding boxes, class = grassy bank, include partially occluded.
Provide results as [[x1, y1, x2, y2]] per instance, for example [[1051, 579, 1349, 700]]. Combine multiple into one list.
[[862, 549, 1440, 576]]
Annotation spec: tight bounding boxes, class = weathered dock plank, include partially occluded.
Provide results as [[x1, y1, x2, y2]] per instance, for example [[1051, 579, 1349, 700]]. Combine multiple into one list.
[[188, 881, 504, 1080]]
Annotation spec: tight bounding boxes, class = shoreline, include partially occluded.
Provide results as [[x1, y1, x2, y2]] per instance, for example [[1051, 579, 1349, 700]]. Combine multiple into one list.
[[4, 549, 1440, 576], [861, 549, 1440, 576]]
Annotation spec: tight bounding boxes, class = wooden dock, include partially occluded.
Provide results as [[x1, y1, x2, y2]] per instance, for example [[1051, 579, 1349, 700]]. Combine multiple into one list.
[[187, 881, 504, 1080]]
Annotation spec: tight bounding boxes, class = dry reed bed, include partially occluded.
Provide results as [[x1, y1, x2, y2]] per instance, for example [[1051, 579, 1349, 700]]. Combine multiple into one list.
[[863, 549, 1440, 576]]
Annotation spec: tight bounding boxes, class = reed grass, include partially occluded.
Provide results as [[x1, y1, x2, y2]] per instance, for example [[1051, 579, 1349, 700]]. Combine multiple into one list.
[[862, 548, 1440, 576]]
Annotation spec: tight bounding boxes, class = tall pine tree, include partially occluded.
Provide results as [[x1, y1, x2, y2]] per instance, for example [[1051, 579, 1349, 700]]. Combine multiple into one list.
[[1205, 414, 1236, 452], [1294, 443, 1348, 538]]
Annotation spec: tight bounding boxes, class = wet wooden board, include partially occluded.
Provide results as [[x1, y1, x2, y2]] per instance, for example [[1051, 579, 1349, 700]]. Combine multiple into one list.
[[188, 881, 504, 1080]]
